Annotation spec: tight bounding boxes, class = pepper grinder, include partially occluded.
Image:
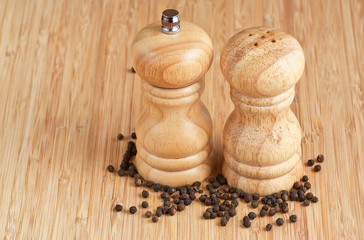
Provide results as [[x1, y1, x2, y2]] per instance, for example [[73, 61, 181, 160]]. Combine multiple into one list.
[[220, 27, 305, 195], [131, 9, 214, 187]]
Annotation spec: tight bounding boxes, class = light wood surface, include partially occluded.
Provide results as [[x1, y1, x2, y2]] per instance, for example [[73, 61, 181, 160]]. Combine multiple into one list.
[[131, 20, 214, 186], [0, 0, 363, 239], [221, 27, 304, 195]]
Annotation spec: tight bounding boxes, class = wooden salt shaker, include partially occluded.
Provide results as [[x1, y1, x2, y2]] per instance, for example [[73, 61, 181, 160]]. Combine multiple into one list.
[[220, 27, 305, 195], [131, 10, 214, 187]]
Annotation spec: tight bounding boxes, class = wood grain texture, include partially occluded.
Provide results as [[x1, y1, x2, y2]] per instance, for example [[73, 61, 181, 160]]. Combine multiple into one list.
[[221, 27, 304, 195], [0, 0, 363, 239]]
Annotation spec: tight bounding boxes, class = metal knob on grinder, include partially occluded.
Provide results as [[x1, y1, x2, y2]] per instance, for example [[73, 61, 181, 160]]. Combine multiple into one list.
[[161, 9, 180, 34]]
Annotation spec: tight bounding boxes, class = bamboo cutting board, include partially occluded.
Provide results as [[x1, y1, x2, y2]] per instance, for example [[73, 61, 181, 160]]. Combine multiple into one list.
[[0, 0, 363, 239]]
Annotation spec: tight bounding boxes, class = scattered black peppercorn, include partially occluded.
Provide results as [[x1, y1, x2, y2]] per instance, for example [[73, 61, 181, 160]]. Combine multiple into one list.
[[221, 217, 228, 226], [248, 212, 256, 220], [152, 216, 159, 223], [245, 194, 253, 203], [107, 165, 114, 172], [142, 201, 148, 208], [251, 200, 259, 208], [131, 67, 136, 73], [115, 204, 123, 212], [262, 205, 269, 211], [314, 164, 321, 172], [145, 211, 152, 218], [303, 200, 310, 206], [258, 207, 268, 216], [306, 192, 313, 200], [117, 169, 126, 176], [160, 193, 166, 199], [168, 207, 176, 216], [302, 175, 309, 182], [266, 223, 272, 231], [290, 214, 297, 223], [252, 193, 260, 200], [269, 208, 276, 216], [117, 133, 124, 140], [312, 196, 319, 203], [203, 212, 211, 219], [131, 132, 137, 139], [276, 218, 284, 226], [153, 184, 162, 192], [307, 159, 315, 166], [146, 181, 154, 188], [129, 206, 137, 214], [243, 216, 250, 223], [142, 190, 149, 198], [243, 221, 251, 228], [177, 203, 185, 211], [156, 207, 163, 217], [304, 182, 311, 189], [293, 182, 302, 190], [317, 154, 324, 162]]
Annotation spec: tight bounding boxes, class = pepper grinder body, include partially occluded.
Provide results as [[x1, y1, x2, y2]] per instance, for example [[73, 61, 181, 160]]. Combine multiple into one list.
[[220, 27, 305, 195], [131, 19, 214, 187]]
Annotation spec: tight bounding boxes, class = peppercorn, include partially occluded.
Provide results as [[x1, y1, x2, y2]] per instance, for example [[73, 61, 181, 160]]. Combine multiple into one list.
[[229, 187, 236, 193], [222, 185, 230, 193], [146, 181, 154, 188], [266, 223, 272, 231], [293, 182, 302, 190], [208, 177, 215, 183], [216, 174, 227, 185], [269, 208, 276, 216], [304, 182, 311, 189], [222, 200, 230, 207], [252, 193, 260, 200], [231, 199, 239, 207], [289, 192, 298, 201], [141, 201, 148, 208], [303, 200, 310, 206], [290, 214, 297, 222], [219, 205, 227, 211], [129, 206, 137, 214], [251, 200, 259, 208], [262, 205, 269, 211], [131, 67, 136, 73], [199, 195, 207, 202], [302, 175, 309, 182], [115, 204, 123, 212], [317, 154, 324, 162], [243, 221, 251, 228], [244, 194, 252, 203], [117, 133, 124, 140], [167, 187, 175, 195], [145, 211, 152, 218], [156, 207, 163, 217], [152, 216, 159, 223], [229, 208, 236, 217], [164, 200, 171, 207], [131, 132, 137, 139], [307, 159, 315, 166], [276, 218, 284, 226], [203, 212, 211, 219], [212, 181, 220, 189], [168, 207, 176, 216], [160, 193, 166, 199], [312, 196, 319, 203], [210, 212, 217, 219], [107, 165, 114, 172], [243, 216, 250, 223], [224, 213, 231, 221], [314, 164, 321, 172], [153, 184, 162, 192], [248, 212, 256, 220], [177, 203, 185, 211], [205, 198, 212, 206], [184, 198, 192, 206], [306, 192, 313, 200], [221, 217, 228, 226], [217, 211, 223, 217], [282, 193, 288, 201], [134, 177, 142, 187], [260, 209, 267, 217], [231, 193, 238, 200]]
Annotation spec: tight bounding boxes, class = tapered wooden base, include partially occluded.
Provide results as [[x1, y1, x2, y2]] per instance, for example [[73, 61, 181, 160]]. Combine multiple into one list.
[[135, 142, 213, 187]]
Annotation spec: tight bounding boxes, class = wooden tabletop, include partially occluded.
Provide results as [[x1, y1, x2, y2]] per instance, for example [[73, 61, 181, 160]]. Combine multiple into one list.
[[1, 0, 363, 239]]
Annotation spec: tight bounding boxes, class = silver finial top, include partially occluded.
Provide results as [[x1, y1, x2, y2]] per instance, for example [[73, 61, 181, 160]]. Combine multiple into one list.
[[161, 9, 180, 34]]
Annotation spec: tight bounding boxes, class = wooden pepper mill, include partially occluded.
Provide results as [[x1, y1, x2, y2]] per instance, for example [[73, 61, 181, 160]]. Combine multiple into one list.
[[131, 9, 214, 187], [220, 27, 305, 195]]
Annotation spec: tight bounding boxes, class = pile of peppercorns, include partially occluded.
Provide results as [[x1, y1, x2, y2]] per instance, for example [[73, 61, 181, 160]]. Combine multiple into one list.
[[108, 132, 324, 231]]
